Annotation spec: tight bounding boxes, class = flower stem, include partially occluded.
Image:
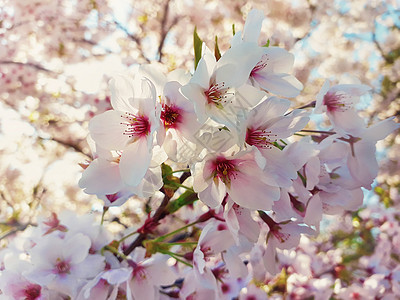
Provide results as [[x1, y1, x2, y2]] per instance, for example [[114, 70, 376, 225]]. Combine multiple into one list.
[[101, 207, 108, 226], [155, 220, 200, 242], [162, 169, 190, 179], [103, 245, 128, 260], [163, 250, 193, 267], [300, 129, 336, 135], [118, 230, 138, 243]]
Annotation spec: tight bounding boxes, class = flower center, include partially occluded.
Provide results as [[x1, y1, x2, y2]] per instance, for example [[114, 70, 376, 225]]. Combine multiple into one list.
[[245, 127, 277, 149], [106, 192, 120, 203], [55, 259, 71, 274], [24, 284, 42, 300], [120, 113, 150, 139], [250, 54, 269, 78], [213, 157, 238, 185], [205, 81, 232, 108], [323, 92, 352, 113], [130, 262, 147, 280], [271, 228, 290, 244], [161, 103, 182, 129]]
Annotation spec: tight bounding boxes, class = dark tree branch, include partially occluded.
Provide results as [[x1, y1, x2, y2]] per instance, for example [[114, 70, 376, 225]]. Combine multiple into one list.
[[113, 19, 150, 63], [38, 135, 91, 159], [0, 61, 55, 73], [123, 187, 171, 256], [157, 0, 179, 62]]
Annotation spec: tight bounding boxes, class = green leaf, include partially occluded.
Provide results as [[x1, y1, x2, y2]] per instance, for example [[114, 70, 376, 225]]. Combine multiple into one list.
[[262, 39, 270, 47], [214, 36, 221, 61], [161, 163, 173, 180], [232, 24, 236, 36], [194, 27, 203, 70]]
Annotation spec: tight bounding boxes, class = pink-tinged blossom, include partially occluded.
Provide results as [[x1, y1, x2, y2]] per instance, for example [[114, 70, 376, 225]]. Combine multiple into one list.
[[180, 267, 219, 300], [315, 81, 371, 136], [123, 248, 177, 300], [88, 75, 160, 187], [181, 43, 265, 129], [248, 48, 304, 97], [192, 147, 280, 210], [231, 9, 303, 97], [78, 135, 163, 206], [24, 233, 105, 298], [193, 221, 235, 275], [346, 117, 400, 189], [224, 197, 260, 244], [76, 267, 132, 300], [242, 97, 309, 188], [0, 260, 51, 300], [260, 215, 315, 275], [159, 81, 203, 163], [238, 282, 269, 300]]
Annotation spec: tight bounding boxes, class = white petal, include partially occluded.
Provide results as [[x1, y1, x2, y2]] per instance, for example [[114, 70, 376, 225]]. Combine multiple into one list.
[[119, 138, 152, 187], [330, 84, 371, 96], [198, 180, 226, 209], [64, 233, 91, 264], [89, 110, 130, 150], [262, 47, 295, 73], [109, 75, 141, 112], [255, 74, 302, 97], [79, 158, 124, 195], [130, 273, 156, 300], [74, 254, 105, 279], [181, 83, 208, 123], [243, 9, 264, 43], [145, 257, 178, 285], [229, 173, 279, 210]]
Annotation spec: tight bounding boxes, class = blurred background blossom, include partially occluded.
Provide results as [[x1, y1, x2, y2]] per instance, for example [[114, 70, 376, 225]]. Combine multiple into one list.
[[0, 1, 399, 296]]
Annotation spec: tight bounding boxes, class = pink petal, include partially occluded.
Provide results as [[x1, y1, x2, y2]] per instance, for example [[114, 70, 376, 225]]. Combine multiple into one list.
[[229, 172, 279, 210]]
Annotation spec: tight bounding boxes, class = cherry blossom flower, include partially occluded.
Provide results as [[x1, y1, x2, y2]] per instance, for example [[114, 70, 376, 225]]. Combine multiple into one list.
[[192, 147, 280, 210], [181, 44, 265, 130], [241, 97, 309, 188], [88, 75, 160, 187], [24, 233, 105, 298], [159, 81, 203, 163], [315, 81, 371, 136], [224, 197, 261, 244], [193, 221, 235, 275], [231, 9, 304, 97], [346, 117, 400, 189], [124, 248, 178, 300]]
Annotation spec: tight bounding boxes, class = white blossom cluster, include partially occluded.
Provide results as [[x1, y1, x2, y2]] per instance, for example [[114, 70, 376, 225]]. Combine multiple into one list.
[[0, 9, 399, 300]]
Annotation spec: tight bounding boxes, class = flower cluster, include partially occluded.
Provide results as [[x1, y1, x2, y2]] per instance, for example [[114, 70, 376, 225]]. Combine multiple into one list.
[[1, 8, 399, 300]]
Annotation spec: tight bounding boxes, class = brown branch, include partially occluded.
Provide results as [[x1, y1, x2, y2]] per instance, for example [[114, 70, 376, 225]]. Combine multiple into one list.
[[372, 27, 390, 64], [0, 223, 32, 241], [123, 187, 171, 256], [113, 19, 150, 63], [157, 0, 179, 62], [38, 135, 91, 159], [0, 61, 55, 73]]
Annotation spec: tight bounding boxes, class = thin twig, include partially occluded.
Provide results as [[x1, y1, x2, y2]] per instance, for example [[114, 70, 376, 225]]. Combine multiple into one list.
[[113, 19, 150, 63], [123, 187, 171, 256], [0, 61, 55, 73], [37, 135, 90, 159], [157, 0, 179, 62]]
